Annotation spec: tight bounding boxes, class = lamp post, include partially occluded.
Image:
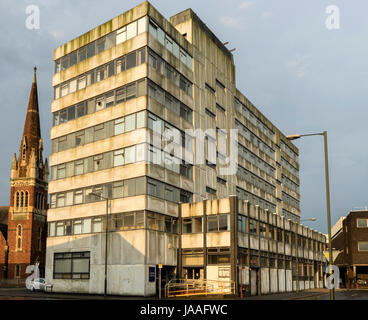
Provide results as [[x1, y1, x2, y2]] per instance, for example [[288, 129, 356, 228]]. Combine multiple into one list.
[[300, 218, 317, 222], [287, 131, 334, 300], [89, 192, 110, 297]]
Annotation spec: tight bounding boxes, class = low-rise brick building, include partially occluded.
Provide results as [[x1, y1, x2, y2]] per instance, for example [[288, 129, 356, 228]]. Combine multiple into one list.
[[332, 210, 368, 288]]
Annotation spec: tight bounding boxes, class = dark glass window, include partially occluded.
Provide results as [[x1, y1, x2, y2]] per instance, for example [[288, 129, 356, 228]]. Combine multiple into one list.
[[126, 51, 137, 69]]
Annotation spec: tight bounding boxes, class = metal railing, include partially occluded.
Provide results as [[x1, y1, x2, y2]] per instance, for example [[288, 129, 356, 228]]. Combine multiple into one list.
[[165, 279, 235, 298]]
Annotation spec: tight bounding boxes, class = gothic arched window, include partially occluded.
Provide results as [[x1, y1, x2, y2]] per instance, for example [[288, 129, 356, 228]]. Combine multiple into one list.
[[15, 264, 20, 278], [15, 192, 20, 207], [25, 191, 29, 207], [16, 225, 22, 250], [20, 192, 24, 207]]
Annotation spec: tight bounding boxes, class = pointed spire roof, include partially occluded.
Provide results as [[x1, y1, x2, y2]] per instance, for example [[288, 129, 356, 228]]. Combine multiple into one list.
[[22, 66, 41, 140], [18, 67, 43, 176]]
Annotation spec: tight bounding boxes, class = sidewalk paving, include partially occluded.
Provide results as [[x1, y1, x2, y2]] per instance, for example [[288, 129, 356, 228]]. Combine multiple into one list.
[[240, 288, 345, 300]]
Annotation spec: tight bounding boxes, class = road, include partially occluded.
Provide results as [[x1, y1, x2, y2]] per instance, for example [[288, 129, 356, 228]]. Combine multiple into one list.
[[304, 289, 368, 300], [0, 287, 368, 300]]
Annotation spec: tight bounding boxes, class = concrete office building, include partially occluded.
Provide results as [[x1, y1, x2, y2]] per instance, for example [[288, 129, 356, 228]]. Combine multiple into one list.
[[46, 2, 310, 296]]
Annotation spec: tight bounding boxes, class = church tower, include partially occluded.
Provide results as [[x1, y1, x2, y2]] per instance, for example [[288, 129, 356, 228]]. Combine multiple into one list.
[[7, 67, 48, 279]]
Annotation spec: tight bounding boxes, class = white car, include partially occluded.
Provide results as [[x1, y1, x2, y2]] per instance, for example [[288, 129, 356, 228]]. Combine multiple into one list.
[[28, 278, 46, 292]]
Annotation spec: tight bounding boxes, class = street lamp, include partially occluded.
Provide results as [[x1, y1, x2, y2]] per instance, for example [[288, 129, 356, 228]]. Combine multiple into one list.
[[300, 218, 317, 222], [286, 131, 334, 300], [89, 192, 110, 297]]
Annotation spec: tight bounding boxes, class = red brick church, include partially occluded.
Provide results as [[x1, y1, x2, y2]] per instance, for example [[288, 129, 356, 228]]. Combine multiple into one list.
[[0, 67, 48, 279]]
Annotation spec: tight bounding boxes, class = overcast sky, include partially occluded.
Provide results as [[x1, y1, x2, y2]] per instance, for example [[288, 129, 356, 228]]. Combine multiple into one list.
[[0, 0, 366, 234]]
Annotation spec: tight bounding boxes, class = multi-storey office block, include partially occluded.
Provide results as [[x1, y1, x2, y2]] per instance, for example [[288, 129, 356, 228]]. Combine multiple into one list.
[[46, 2, 303, 296]]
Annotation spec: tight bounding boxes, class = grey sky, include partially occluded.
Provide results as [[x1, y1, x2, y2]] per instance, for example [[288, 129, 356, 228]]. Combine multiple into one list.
[[0, 0, 366, 234]]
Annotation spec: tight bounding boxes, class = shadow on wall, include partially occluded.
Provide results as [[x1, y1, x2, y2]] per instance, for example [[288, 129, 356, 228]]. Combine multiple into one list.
[[45, 228, 178, 297]]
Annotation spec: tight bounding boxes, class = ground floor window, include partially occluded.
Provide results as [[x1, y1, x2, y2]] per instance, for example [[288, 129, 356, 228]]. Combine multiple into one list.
[[53, 251, 90, 279]]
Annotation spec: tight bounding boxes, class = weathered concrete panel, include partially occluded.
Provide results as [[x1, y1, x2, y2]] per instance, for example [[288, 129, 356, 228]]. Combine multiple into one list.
[[286, 270, 292, 292], [261, 268, 269, 294], [270, 269, 278, 293], [278, 269, 285, 293]]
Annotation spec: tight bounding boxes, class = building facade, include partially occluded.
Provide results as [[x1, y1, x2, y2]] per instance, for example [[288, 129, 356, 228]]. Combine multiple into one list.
[[5, 68, 48, 279], [332, 210, 368, 288], [46, 2, 308, 296], [180, 197, 326, 296]]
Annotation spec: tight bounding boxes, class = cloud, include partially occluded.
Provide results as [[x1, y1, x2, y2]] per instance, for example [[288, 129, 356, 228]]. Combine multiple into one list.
[[262, 11, 273, 19], [239, 1, 255, 10], [220, 16, 243, 29], [285, 54, 312, 78]]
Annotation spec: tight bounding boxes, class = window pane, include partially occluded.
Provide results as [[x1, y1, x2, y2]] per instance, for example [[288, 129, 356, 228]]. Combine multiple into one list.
[[72, 258, 89, 273], [125, 114, 135, 131], [127, 21, 137, 40], [219, 215, 229, 231], [78, 47, 87, 62], [54, 258, 72, 273], [124, 179, 135, 197], [136, 111, 145, 128], [125, 146, 136, 164], [116, 87, 126, 104], [87, 42, 95, 58], [359, 242, 368, 251], [92, 218, 102, 233], [138, 16, 147, 34], [83, 219, 91, 234], [207, 216, 218, 232], [96, 37, 105, 54], [117, 27, 127, 44], [70, 51, 77, 66], [126, 51, 137, 69], [126, 83, 136, 100], [105, 32, 116, 50], [112, 182, 124, 198], [113, 149, 124, 167]]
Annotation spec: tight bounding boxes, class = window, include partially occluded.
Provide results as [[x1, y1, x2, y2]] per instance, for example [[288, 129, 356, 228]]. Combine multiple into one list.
[[92, 218, 103, 233], [16, 225, 22, 250], [125, 114, 135, 131], [207, 215, 229, 232], [96, 67, 105, 82], [249, 219, 257, 235], [126, 83, 136, 100], [74, 190, 83, 205], [358, 242, 368, 251], [73, 220, 82, 235], [117, 27, 127, 44], [238, 215, 247, 233], [126, 51, 137, 70], [126, 21, 137, 40], [95, 96, 105, 111], [357, 218, 368, 228], [53, 252, 90, 279], [15, 265, 20, 278]]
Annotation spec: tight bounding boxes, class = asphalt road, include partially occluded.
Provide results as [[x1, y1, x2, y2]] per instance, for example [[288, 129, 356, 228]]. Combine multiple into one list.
[[304, 289, 368, 300], [1, 287, 368, 300]]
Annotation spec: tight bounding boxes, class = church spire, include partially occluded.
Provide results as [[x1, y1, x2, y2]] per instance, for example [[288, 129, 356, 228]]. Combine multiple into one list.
[[18, 67, 42, 175]]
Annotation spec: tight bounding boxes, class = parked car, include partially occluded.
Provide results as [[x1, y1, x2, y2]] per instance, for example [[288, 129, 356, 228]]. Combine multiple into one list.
[[28, 278, 46, 292]]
